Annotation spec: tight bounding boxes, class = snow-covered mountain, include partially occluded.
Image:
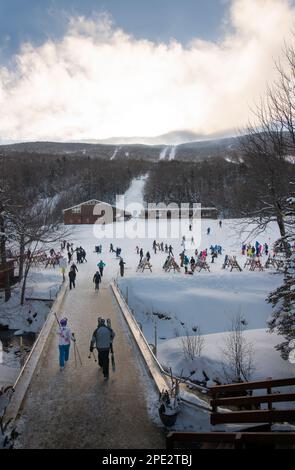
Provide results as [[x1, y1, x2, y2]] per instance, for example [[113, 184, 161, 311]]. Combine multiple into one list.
[[0, 135, 239, 162]]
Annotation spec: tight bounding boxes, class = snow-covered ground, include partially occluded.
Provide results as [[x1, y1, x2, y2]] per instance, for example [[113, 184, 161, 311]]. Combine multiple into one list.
[[0, 268, 61, 332], [52, 214, 291, 387], [0, 175, 292, 430], [158, 329, 295, 384]]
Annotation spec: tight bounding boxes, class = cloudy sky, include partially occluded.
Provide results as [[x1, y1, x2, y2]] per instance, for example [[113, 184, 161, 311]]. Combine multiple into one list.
[[0, 0, 295, 143]]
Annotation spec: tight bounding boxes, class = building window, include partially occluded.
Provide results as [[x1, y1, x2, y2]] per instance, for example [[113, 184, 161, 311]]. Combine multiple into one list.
[[72, 206, 81, 214]]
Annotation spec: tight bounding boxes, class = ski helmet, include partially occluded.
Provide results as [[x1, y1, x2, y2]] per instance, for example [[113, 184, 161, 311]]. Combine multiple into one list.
[[60, 318, 68, 327]]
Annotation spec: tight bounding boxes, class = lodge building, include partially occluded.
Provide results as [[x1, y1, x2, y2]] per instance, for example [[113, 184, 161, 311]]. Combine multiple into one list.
[[63, 199, 132, 225]]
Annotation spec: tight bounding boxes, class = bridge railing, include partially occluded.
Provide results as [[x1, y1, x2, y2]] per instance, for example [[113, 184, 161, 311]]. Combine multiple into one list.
[[210, 377, 295, 425]]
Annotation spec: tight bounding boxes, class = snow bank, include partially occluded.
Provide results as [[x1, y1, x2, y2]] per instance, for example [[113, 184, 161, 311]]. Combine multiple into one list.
[[118, 272, 281, 344], [0, 268, 61, 332], [158, 329, 295, 383]]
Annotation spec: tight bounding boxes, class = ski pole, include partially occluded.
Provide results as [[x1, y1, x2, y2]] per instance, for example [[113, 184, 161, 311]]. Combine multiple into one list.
[[72, 334, 83, 366], [54, 312, 60, 326], [73, 340, 77, 368], [88, 351, 97, 363]]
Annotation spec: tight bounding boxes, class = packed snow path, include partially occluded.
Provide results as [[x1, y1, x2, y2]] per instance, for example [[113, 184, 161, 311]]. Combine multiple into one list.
[[15, 269, 165, 449]]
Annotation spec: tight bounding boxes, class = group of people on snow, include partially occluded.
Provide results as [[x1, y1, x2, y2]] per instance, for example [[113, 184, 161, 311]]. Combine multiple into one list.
[[242, 242, 269, 257], [75, 246, 87, 264]]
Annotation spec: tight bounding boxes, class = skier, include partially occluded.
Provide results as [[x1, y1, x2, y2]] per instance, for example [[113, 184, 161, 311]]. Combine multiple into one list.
[[93, 271, 101, 291], [81, 247, 87, 263], [119, 258, 126, 277], [110, 243, 114, 253], [57, 318, 75, 372], [184, 254, 190, 273], [211, 252, 218, 263], [146, 251, 151, 262], [139, 248, 144, 263], [219, 220, 222, 228], [60, 256, 67, 282], [264, 243, 269, 256], [116, 247, 122, 258], [222, 254, 229, 269], [67, 250, 72, 264], [90, 318, 115, 381], [70, 262, 78, 274], [97, 260, 106, 277], [76, 247, 82, 264], [179, 251, 185, 267], [168, 245, 174, 257], [207, 227, 211, 236], [69, 267, 77, 290]]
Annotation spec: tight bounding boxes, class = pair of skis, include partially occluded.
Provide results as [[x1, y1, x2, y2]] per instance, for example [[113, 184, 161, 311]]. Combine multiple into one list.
[[107, 318, 116, 372]]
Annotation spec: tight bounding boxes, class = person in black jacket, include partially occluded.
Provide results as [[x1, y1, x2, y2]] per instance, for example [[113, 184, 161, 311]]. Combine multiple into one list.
[[69, 268, 76, 290], [90, 318, 115, 380], [139, 248, 143, 263], [93, 271, 101, 291], [119, 258, 126, 277]]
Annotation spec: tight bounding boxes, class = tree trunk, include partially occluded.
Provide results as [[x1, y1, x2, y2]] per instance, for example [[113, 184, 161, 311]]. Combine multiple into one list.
[[275, 203, 286, 239], [18, 234, 25, 281], [20, 262, 30, 306], [0, 215, 11, 302]]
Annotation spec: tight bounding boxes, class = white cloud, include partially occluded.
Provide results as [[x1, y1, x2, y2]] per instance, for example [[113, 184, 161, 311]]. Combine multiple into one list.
[[0, 0, 294, 142]]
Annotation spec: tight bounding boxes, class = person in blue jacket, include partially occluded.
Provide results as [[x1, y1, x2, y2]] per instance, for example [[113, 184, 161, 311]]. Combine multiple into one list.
[[97, 260, 106, 277]]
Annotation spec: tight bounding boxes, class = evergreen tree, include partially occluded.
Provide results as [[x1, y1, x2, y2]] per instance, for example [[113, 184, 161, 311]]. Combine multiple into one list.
[[268, 229, 295, 360]]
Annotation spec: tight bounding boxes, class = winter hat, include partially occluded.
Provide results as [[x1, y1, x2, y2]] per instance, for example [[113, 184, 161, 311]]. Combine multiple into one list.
[[97, 317, 103, 325], [60, 318, 68, 327]]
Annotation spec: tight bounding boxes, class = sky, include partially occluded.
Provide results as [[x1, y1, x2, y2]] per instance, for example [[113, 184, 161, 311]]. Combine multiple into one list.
[[0, 0, 295, 143]]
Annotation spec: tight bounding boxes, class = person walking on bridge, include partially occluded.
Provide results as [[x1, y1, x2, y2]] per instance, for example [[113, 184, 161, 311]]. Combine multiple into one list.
[[90, 318, 115, 380], [93, 271, 101, 291], [97, 260, 106, 277], [69, 267, 77, 290], [119, 258, 126, 277], [57, 318, 75, 372]]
